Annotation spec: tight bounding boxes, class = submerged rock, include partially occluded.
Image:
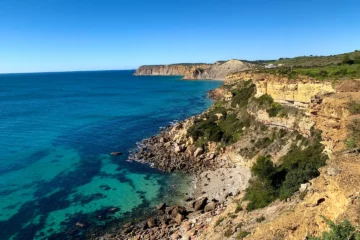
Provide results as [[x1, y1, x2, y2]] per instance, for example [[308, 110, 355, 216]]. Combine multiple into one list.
[[110, 152, 122, 156]]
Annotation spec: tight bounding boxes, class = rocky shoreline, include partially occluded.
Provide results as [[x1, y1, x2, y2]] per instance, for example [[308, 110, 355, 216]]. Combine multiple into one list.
[[93, 87, 252, 239], [128, 121, 234, 173]]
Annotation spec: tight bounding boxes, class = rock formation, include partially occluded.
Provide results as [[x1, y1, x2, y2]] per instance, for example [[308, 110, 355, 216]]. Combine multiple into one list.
[[134, 60, 255, 80]]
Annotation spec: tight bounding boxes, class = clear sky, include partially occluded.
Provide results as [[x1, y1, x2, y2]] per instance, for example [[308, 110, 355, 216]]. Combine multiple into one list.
[[0, 0, 359, 73]]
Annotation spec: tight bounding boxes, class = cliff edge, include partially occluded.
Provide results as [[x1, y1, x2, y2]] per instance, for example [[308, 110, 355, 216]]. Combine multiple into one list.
[[134, 60, 255, 80]]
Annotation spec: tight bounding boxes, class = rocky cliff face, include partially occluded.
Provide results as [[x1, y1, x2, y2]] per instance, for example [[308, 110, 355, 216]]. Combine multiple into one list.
[[227, 72, 336, 108], [101, 72, 360, 240], [134, 60, 255, 80], [134, 64, 210, 78]]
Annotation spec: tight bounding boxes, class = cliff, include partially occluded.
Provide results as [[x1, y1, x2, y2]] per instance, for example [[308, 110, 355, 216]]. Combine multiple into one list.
[[134, 64, 210, 78], [134, 60, 255, 80], [101, 72, 360, 240]]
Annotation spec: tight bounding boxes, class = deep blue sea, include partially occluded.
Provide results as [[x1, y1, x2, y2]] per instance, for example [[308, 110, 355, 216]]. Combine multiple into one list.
[[0, 70, 221, 239]]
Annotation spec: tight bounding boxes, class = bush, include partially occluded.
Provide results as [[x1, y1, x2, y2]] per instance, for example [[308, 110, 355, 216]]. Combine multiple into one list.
[[215, 217, 225, 227], [244, 178, 278, 211], [348, 101, 360, 115], [188, 119, 224, 142], [257, 94, 274, 107], [244, 131, 327, 211], [318, 70, 329, 77], [235, 204, 243, 213], [236, 231, 250, 239], [256, 216, 266, 223], [231, 81, 255, 108], [307, 217, 360, 240], [278, 140, 327, 199], [255, 137, 273, 149], [268, 103, 287, 118], [251, 156, 277, 181], [345, 137, 357, 149]]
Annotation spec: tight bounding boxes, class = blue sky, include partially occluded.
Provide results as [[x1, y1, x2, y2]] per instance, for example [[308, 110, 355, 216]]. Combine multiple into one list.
[[0, 0, 359, 73]]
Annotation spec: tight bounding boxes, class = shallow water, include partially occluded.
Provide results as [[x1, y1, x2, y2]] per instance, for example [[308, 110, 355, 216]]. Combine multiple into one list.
[[0, 70, 221, 239]]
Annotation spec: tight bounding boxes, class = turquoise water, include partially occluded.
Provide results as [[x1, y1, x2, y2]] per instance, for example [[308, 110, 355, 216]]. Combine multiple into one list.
[[0, 70, 221, 239]]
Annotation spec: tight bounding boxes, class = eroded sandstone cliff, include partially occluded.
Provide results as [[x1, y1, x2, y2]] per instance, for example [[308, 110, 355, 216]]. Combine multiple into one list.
[[100, 73, 360, 240], [134, 60, 255, 80]]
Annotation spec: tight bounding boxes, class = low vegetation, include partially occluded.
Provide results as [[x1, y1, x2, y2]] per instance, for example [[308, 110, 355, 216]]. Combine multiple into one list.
[[215, 217, 226, 227], [188, 81, 255, 147], [271, 50, 360, 67], [235, 231, 250, 239], [260, 64, 360, 81], [244, 131, 327, 211], [255, 216, 266, 223], [345, 119, 360, 149], [348, 101, 360, 115], [307, 217, 360, 240], [254, 94, 288, 118]]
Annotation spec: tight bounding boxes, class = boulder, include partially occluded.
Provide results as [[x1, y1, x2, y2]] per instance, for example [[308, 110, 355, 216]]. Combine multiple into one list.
[[156, 203, 166, 211], [204, 201, 216, 212], [299, 183, 310, 193], [147, 217, 156, 228], [171, 206, 186, 218], [193, 148, 204, 157], [110, 152, 122, 156], [194, 197, 208, 211], [174, 213, 184, 225]]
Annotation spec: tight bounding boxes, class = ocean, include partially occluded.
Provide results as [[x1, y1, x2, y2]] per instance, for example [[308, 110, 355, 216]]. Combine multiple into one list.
[[0, 70, 221, 239]]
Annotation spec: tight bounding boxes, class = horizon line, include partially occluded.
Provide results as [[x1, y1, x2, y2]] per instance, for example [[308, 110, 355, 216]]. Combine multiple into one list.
[[0, 69, 138, 75]]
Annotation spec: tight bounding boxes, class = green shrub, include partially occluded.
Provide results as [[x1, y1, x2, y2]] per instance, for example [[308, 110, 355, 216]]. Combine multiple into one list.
[[268, 103, 286, 117], [256, 216, 266, 223], [188, 119, 224, 142], [346, 119, 360, 148], [348, 101, 360, 115], [278, 141, 327, 199], [307, 216, 360, 240], [215, 217, 226, 227], [257, 94, 274, 107], [345, 137, 357, 149], [244, 131, 327, 211], [235, 204, 243, 213], [236, 231, 250, 239], [244, 178, 278, 211], [255, 137, 273, 149], [231, 82, 255, 108], [250, 155, 277, 181]]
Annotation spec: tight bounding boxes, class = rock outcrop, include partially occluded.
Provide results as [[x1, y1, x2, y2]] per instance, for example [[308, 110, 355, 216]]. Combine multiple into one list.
[[99, 72, 360, 240], [134, 60, 255, 80], [134, 64, 210, 78]]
